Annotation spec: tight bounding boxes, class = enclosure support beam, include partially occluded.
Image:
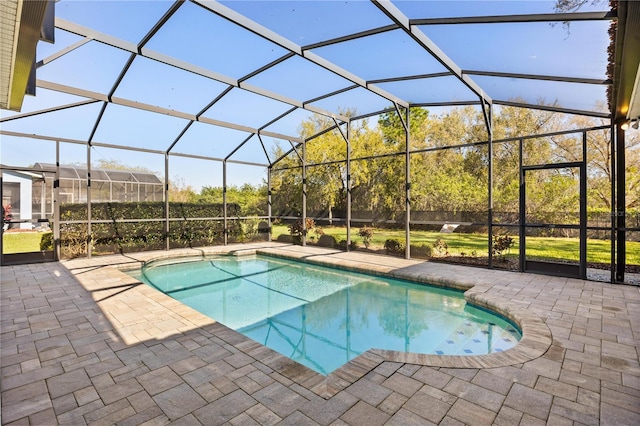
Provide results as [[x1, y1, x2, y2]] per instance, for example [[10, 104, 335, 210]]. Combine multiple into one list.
[[302, 141, 307, 247], [165, 153, 170, 251], [518, 138, 524, 272], [192, 1, 407, 108], [55, 17, 347, 133], [392, 103, 411, 259], [256, 135, 272, 168], [346, 121, 352, 250], [405, 107, 411, 259], [412, 11, 614, 25], [86, 144, 92, 258], [610, 124, 616, 283], [333, 118, 351, 250], [267, 167, 272, 242], [580, 131, 588, 279], [37, 79, 304, 144], [616, 123, 626, 282], [54, 141, 61, 261], [372, 0, 492, 107], [0, 175, 4, 261], [487, 104, 494, 268], [223, 160, 228, 246], [40, 180, 45, 220], [481, 99, 493, 142]]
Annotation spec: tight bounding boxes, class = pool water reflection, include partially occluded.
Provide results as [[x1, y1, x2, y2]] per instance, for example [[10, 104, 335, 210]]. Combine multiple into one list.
[[133, 255, 521, 375]]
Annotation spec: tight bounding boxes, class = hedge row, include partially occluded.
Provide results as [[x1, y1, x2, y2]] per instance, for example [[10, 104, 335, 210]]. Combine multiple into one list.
[[59, 202, 264, 258], [61, 201, 241, 221]]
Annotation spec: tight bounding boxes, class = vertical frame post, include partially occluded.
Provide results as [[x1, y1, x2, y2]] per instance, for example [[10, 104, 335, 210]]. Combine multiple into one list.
[[346, 120, 352, 250], [40, 179, 46, 219], [404, 107, 411, 259], [302, 140, 307, 246], [616, 123, 626, 282], [54, 141, 61, 260], [487, 106, 494, 268], [223, 160, 228, 246], [0, 173, 4, 263], [610, 124, 616, 283], [267, 166, 272, 242], [580, 131, 587, 279], [518, 138, 524, 272], [86, 144, 92, 258], [165, 153, 170, 251]]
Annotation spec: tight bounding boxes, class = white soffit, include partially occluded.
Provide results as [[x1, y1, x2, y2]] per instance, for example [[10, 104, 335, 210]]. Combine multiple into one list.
[[0, 0, 49, 111]]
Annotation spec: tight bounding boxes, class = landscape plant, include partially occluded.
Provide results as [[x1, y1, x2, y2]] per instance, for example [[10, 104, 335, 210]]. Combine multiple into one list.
[[358, 226, 374, 249], [492, 234, 515, 260], [433, 238, 448, 256], [2, 204, 12, 227], [384, 238, 404, 255], [288, 218, 316, 244], [269, 223, 639, 267]]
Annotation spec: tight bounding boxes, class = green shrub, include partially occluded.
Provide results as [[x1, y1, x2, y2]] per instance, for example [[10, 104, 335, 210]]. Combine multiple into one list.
[[256, 221, 270, 241], [358, 226, 374, 248], [384, 238, 404, 255], [317, 234, 336, 248], [337, 239, 358, 251], [410, 244, 432, 258], [492, 234, 514, 259], [276, 234, 293, 243], [433, 238, 448, 255], [288, 218, 316, 245], [58, 201, 241, 256], [39, 232, 54, 251], [60, 224, 88, 258]]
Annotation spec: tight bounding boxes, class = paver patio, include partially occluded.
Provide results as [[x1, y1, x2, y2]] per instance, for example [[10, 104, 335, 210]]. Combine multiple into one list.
[[1, 242, 639, 425]]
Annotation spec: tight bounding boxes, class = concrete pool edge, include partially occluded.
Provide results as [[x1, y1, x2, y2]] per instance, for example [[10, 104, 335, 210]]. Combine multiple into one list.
[[89, 243, 553, 399]]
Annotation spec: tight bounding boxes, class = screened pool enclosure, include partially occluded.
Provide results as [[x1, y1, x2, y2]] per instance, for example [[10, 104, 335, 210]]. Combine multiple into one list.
[[1, 0, 639, 283]]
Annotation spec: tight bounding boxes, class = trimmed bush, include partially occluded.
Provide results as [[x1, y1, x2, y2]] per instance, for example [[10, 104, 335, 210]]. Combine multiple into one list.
[[317, 234, 336, 248], [276, 234, 293, 243], [410, 244, 433, 258], [384, 238, 404, 255], [492, 234, 515, 259], [39, 232, 54, 251], [433, 238, 448, 256], [59, 201, 241, 256], [357, 226, 374, 248]]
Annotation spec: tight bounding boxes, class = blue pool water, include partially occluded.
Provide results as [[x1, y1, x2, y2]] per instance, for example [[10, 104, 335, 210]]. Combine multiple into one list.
[[133, 255, 521, 375]]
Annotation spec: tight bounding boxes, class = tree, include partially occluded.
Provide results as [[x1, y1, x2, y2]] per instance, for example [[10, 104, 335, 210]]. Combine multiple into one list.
[[305, 126, 348, 219], [552, 115, 640, 210], [169, 177, 197, 203], [554, 0, 606, 13], [269, 104, 628, 225], [378, 107, 429, 149], [198, 184, 266, 215], [270, 143, 304, 217]]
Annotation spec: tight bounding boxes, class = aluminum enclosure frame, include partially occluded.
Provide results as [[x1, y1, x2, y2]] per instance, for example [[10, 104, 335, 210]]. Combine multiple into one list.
[[0, 0, 634, 283]]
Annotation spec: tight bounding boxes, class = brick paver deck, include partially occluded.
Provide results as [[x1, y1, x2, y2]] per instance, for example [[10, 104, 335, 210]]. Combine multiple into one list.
[[2, 243, 639, 425]]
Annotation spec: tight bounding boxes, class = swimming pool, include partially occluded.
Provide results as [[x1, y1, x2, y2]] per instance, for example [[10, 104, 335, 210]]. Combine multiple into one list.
[[133, 254, 521, 375]]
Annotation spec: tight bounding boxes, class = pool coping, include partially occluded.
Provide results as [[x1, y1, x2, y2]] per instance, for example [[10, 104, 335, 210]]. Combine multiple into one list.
[[103, 243, 552, 399]]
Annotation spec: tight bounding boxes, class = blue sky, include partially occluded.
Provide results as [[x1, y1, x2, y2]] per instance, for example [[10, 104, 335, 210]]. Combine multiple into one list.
[[0, 0, 613, 190]]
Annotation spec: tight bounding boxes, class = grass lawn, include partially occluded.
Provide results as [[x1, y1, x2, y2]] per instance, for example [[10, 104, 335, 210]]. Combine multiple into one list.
[[3, 226, 637, 267], [2, 232, 53, 254], [272, 224, 639, 266]]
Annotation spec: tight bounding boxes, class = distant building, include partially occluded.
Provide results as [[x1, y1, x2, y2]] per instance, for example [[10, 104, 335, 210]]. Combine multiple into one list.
[[2, 164, 164, 229], [33, 163, 164, 206], [2, 169, 36, 230]]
